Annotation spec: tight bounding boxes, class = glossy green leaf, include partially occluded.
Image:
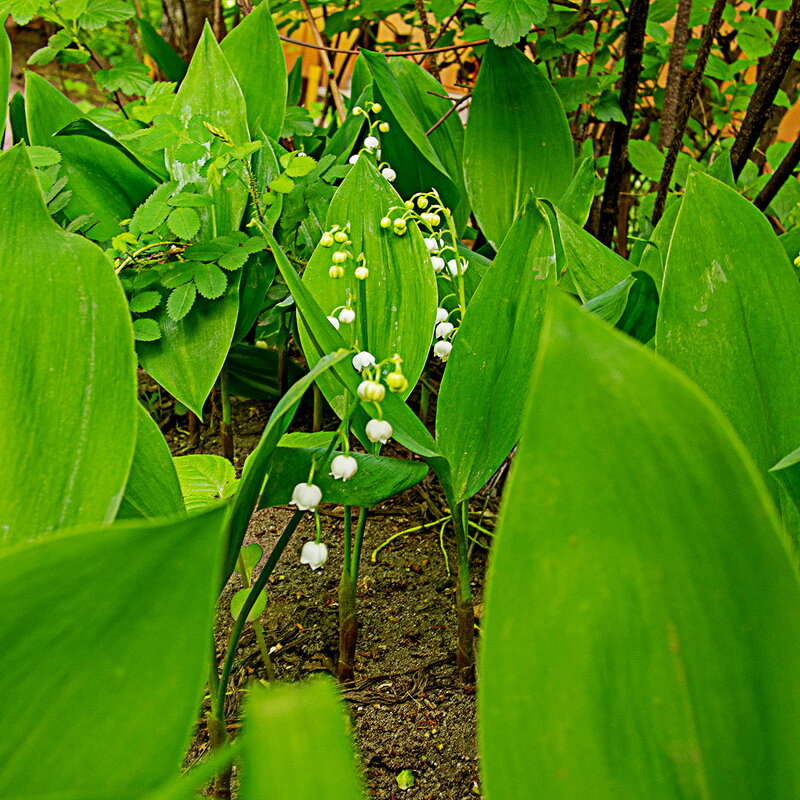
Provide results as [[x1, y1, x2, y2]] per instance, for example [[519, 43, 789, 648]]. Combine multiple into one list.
[[231, 586, 267, 622], [0, 25, 10, 141], [0, 505, 228, 797], [437, 196, 555, 503], [174, 454, 238, 512], [25, 72, 158, 240], [583, 269, 658, 343], [480, 295, 800, 799], [656, 172, 800, 503], [259, 446, 428, 509], [240, 680, 364, 800], [138, 274, 241, 418], [770, 446, 800, 520], [266, 229, 440, 461], [298, 156, 437, 410], [557, 156, 596, 226], [137, 16, 187, 83], [167, 24, 249, 238], [476, 0, 547, 46], [117, 404, 185, 519], [464, 44, 573, 249], [0, 145, 136, 543], [220, 2, 286, 139], [388, 56, 469, 233], [554, 207, 630, 300]]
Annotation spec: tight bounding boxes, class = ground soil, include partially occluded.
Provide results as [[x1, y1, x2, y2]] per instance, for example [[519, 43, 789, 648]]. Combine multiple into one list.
[[157, 389, 492, 800]]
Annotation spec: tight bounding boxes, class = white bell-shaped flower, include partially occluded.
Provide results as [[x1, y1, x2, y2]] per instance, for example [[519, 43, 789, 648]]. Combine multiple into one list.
[[447, 258, 468, 276], [435, 321, 454, 339], [348, 154, 359, 165], [363, 135, 380, 150], [357, 380, 385, 403], [338, 307, 356, 324], [352, 351, 377, 372], [435, 307, 449, 324], [366, 418, 393, 444], [431, 256, 445, 273], [290, 482, 322, 511], [327, 315, 340, 330], [434, 340, 453, 361], [381, 167, 396, 182], [424, 237, 438, 252], [300, 541, 328, 570], [330, 454, 358, 481]]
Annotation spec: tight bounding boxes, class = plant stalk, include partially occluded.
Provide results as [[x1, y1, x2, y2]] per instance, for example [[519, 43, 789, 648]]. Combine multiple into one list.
[[220, 366, 234, 463], [452, 499, 475, 682]]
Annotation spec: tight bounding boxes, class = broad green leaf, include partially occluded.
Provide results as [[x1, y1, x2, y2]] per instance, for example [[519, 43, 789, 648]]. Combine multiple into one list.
[[582, 269, 659, 343], [137, 16, 187, 83], [464, 44, 573, 249], [636, 196, 681, 287], [78, 0, 135, 29], [554, 207, 630, 300], [476, 0, 547, 46], [240, 680, 364, 800], [25, 72, 158, 240], [220, 2, 286, 140], [117, 404, 185, 519], [0, 145, 136, 542], [298, 157, 437, 410], [480, 295, 800, 799], [174, 453, 238, 512], [0, 24, 9, 142], [138, 274, 241, 418], [437, 196, 555, 503], [167, 24, 249, 238], [259, 446, 428, 509], [656, 172, 800, 506], [234, 251, 276, 340], [770, 446, 800, 520], [0, 504, 228, 797], [557, 156, 596, 226], [265, 229, 440, 461]]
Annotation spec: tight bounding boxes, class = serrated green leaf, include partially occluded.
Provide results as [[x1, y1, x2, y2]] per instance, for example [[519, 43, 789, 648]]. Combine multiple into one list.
[[129, 290, 162, 313], [269, 173, 295, 193], [94, 61, 151, 96], [167, 282, 197, 321], [481, 294, 800, 799], [193, 261, 227, 299], [172, 142, 208, 163], [78, 0, 135, 29], [167, 206, 200, 239], [26, 144, 61, 167], [284, 154, 317, 177], [27, 46, 58, 66], [133, 317, 161, 340], [217, 247, 249, 271], [161, 260, 199, 288], [476, 0, 547, 45], [167, 191, 212, 207]]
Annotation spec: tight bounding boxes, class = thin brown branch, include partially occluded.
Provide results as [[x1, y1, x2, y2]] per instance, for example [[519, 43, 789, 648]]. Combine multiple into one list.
[[277, 33, 488, 57], [658, 0, 692, 149], [299, 0, 347, 123], [430, 0, 470, 47], [652, 0, 727, 225], [596, 0, 650, 246], [753, 132, 800, 211], [730, 0, 800, 178], [425, 92, 471, 135], [414, 0, 441, 80]]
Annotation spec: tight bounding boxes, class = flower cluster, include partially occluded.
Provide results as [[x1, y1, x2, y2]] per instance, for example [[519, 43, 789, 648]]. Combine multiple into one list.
[[348, 102, 396, 182], [319, 222, 369, 282], [351, 350, 409, 444]]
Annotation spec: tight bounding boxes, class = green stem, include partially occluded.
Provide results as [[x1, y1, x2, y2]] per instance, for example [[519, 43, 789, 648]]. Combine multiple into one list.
[[451, 499, 475, 682], [350, 506, 369, 585], [220, 366, 233, 462], [235, 553, 275, 681], [312, 384, 323, 431], [343, 505, 353, 576], [216, 511, 304, 712]]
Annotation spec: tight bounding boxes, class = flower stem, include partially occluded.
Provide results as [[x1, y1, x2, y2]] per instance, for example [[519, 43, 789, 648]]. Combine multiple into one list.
[[451, 499, 475, 682]]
